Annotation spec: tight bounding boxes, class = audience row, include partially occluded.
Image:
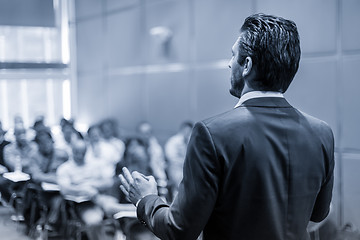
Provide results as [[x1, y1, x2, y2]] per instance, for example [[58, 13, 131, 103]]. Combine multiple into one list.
[[0, 115, 193, 239]]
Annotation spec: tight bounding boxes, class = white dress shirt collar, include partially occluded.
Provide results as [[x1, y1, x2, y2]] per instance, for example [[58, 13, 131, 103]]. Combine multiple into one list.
[[234, 91, 284, 109]]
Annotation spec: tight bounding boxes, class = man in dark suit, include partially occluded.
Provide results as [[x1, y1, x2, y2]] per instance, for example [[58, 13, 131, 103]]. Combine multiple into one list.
[[120, 13, 334, 240]]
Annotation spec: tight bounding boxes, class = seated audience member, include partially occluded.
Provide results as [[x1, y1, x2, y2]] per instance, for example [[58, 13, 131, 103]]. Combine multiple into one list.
[[4, 126, 36, 173], [137, 122, 167, 193], [53, 118, 82, 157], [115, 136, 153, 200], [0, 121, 10, 172], [114, 136, 152, 203], [32, 116, 50, 134], [14, 115, 26, 129], [56, 139, 114, 240], [99, 118, 125, 163], [30, 130, 68, 183], [122, 136, 152, 175], [5, 115, 27, 142], [24, 130, 68, 229], [116, 136, 158, 239], [0, 122, 11, 203], [86, 125, 120, 177], [2, 126, 36, 221], [164, 121, 193, 199]]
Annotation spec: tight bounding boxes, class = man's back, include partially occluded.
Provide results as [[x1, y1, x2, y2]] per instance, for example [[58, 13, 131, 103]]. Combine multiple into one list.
[[136, 97, 334, 240], [201, 97, 334, 239]]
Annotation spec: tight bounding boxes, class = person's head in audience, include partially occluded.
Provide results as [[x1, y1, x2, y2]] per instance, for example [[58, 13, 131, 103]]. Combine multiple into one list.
[[137, 122, 154, 143], [87, 125, 102, 144], [124, 136, 152, 175], [34, 130, 54, 157], [72, 139, 87, 166], [179, 121, 194, 143], [32, 116, 50, 134], [14, 127, 27, 147], [14, 115, 24, 129], [100, 119, 118, 140], [60, 118, 82, 143]]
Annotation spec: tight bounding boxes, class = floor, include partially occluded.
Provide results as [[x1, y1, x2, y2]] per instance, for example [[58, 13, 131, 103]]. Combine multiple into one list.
[[0, 204, 125, 240], [0, 206, 31, 240]]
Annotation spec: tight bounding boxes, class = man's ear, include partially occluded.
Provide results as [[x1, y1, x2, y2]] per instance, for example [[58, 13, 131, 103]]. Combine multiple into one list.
[[242, 56, 253, 77]]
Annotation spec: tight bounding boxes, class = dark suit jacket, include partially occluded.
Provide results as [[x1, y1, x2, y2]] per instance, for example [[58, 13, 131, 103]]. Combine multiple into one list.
[[137, 97, 334, 240]]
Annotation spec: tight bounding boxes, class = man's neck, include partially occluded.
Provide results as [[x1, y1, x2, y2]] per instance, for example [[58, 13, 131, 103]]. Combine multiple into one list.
[[240, 82, 255, 97]]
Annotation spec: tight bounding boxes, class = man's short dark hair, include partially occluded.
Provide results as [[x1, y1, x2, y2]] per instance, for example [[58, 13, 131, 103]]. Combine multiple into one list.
[[238, 13, 301, 93]]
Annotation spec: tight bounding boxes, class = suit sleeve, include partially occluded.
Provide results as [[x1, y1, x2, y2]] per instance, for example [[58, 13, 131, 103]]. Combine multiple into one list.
[[137, 121, 221, 240], [310, 124, 335, 222]]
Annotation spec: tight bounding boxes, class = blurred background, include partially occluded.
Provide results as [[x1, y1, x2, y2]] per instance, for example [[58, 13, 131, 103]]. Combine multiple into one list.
[[0, 0, 359, 238]]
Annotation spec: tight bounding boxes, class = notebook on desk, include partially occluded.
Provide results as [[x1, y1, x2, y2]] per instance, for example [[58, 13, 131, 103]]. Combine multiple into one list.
[[2, 172, 30, 182], [41, 182, 60, 191]]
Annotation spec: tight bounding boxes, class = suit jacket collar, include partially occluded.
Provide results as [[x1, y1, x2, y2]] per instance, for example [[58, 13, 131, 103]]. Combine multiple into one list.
[[239, 97, 292, 108], [234, 91, 284, 108]]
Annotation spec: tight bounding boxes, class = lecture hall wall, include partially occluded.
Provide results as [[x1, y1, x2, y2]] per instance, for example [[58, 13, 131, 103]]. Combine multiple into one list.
[[73, 0, 360, 229]]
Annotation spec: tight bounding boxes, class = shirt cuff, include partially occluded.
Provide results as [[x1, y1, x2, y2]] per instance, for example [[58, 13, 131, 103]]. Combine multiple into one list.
[[135, 198, 142, 208]]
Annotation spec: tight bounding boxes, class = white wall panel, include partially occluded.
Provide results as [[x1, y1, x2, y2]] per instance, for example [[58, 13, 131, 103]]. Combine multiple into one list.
[[76, 73, 107, 126], [257, 0, 337, 54], [342, 156, 360, 228], [75, 0, 102, 20], [106, 75, 145, 130], [76, 18, 104, 74], [285, 59, 338, 140], [194, 0, 253, 62], [146, 71, 192, 131], [105, 0, 139, 12], [105, 8, 145, 68], [342, 0, 360, 51], [195, 68, 236, 121], [145, 0, 191, 64], [341, 57, 360, 150]]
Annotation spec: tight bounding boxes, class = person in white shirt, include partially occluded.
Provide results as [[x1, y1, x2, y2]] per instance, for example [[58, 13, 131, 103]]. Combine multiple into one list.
[[137, 122, 168, 196], [53, 118, 83, 158], [164, 121, 193, 199], [56, 139, 113, 240], [85, 125, 120, 178], [99, 119, 125, 164]]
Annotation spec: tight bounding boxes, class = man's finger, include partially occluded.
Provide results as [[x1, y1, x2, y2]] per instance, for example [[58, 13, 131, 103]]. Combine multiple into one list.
[[132, 171, 140, 177], [132, 171, 151, 182], [122, 167, 134, 184], [119, 174, 130, 191], [119, 185, 129, 197], [148, 175, 156, 183], [132, 171, 146, 180]]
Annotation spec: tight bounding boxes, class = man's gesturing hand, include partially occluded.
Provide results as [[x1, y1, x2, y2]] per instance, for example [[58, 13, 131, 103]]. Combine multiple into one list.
[[119, 167, 158, 206]]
